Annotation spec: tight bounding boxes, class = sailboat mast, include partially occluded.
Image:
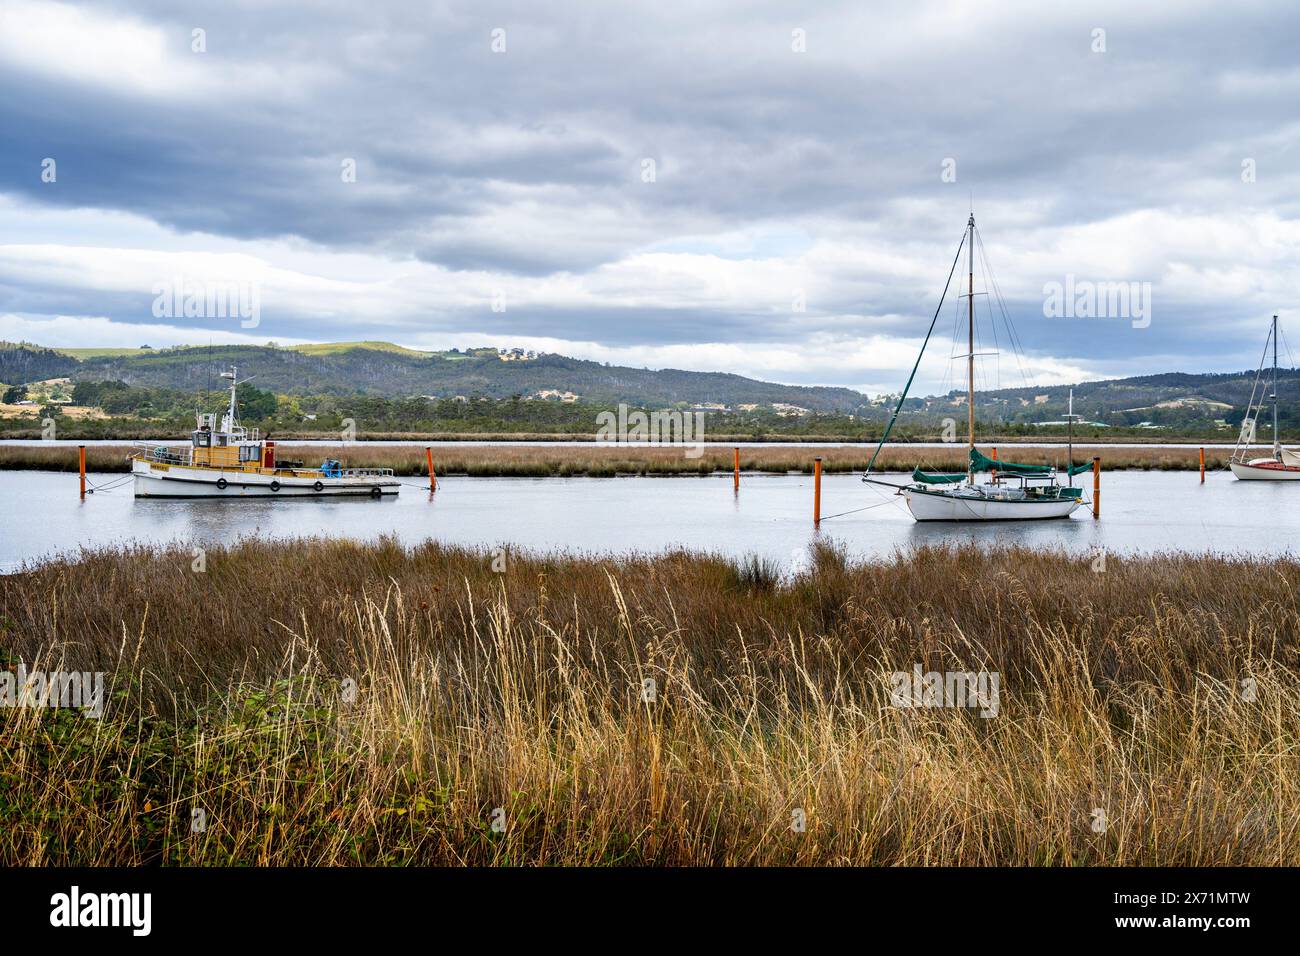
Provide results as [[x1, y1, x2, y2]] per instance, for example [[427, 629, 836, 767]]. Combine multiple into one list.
[[1067, 388, 1074, 488], [967, 214, 975, 460], [1273, 314, 1280, 458]]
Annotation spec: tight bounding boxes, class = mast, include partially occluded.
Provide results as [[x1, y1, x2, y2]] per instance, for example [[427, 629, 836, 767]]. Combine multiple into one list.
[[218, 365, 239, 433], [229, 365, 238, 427], [967, 213, 975, 474], [1272, 314, 1280, 459], [1067, 388, 1074, 488]]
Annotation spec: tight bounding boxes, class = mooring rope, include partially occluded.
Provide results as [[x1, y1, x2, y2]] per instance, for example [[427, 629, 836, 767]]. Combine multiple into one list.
[[83, 473, 134, 493], [817, 497, 903, 521]]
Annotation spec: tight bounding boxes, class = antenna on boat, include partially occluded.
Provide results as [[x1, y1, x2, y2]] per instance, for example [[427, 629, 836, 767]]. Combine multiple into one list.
[[219, 364, 239, 431]]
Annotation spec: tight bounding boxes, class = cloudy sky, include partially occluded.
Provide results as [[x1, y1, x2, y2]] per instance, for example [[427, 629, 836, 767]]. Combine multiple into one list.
[[2, 0, 1299, 396]]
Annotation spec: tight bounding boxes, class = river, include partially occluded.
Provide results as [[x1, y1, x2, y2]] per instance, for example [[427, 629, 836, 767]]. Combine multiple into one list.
[[1, 468, 1292, 572]]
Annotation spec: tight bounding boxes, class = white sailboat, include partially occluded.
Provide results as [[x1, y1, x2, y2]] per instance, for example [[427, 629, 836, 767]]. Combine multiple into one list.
[[1229, 315, 1300, 480], [862, 213, 1088, 521]]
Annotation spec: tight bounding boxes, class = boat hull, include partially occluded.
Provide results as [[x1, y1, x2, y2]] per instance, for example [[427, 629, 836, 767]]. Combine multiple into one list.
[[132, 461, 399, 498], [904, 486, 1081, 521], [1229, 459, 1300, 481]]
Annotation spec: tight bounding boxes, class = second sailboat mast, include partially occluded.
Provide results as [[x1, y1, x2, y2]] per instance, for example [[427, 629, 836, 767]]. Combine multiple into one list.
[[1273, 313, 1280, 457], [967, 214, 975, 456]]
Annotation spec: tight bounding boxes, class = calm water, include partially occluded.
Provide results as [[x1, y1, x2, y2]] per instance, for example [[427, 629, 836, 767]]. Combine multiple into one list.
[[1, 469, 1294, 573]]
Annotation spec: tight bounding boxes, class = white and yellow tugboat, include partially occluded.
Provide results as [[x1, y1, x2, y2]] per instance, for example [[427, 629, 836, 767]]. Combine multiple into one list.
[[131, 366, 399, 498]]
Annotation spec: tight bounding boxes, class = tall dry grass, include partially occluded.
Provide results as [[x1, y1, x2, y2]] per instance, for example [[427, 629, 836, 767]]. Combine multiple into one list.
[[1, 538, 1295, 865], [0, 441, 1231, 476]]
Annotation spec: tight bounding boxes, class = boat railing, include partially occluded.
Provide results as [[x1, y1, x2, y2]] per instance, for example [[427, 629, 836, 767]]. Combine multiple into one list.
[[338, 467, 395, 478], [131, 442, 193, 466]]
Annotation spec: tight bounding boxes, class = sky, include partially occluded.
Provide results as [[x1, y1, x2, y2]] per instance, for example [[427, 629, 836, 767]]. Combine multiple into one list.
[[2, 0, 1299, 397]]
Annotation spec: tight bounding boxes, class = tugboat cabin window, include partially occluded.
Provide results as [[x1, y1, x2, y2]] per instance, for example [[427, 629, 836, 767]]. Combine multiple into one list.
[[193, 432, 211, 447], [239, 445, 260, 462]]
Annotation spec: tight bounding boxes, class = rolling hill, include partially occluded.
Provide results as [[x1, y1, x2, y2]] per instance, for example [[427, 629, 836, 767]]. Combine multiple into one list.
[[3, 340, 1296, 430], [0, 342, 870, 413]]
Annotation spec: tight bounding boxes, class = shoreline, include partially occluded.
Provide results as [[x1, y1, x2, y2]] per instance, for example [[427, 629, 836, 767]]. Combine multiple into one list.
[[0, 441, 1231, 476], [0, 428, 1246, 444]]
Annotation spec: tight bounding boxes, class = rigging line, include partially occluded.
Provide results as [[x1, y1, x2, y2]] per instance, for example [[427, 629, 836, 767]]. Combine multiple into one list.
[[1238, 324, 1274, 454], [976, 227, 1034, 391], [982, 242, 1003, 392], [939, 279, 962, 399], [1280, 325, 1297, 371], [863, 226, 969, 478], [978, 239, 1001, 392], [976, 228, 1031, 391]]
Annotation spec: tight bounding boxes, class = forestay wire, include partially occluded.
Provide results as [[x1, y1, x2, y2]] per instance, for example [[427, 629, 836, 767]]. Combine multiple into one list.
[[862, 227, 969, 478]]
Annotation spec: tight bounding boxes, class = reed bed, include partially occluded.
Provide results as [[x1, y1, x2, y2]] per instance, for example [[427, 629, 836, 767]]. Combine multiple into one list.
[[1, 538, 1295, 866], [0, 442, 1231, 476]]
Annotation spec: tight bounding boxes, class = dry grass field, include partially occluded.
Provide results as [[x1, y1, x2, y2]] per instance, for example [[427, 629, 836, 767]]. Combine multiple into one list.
[[0, 441, 1227, 476], [1, 538, 1295, 865]]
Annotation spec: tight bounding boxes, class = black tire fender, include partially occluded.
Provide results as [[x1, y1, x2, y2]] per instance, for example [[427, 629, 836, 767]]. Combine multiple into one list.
[[313, 481, 324, 492], [216, 477, 228, 490], [370, 485, 382, 498], [270, 480, 281, 492]]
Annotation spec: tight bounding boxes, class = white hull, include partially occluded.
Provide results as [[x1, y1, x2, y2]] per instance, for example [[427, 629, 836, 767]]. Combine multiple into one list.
[[1229, 459, 1300, 481], [904, 486, 1081, 521], [132, 461, 399, 498]]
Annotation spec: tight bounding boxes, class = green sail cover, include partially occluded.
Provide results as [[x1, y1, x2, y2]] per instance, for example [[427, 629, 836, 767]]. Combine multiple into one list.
[[911, 467, 966, 484], [969, 448, 1093, 477], [911, 450, 1095, 483]]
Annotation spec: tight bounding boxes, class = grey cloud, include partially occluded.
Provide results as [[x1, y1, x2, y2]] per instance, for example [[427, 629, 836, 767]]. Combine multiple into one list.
[[2, 0, 1300, 381]]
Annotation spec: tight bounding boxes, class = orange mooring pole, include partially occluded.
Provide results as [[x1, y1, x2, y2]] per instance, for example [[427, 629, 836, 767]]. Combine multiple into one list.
[[426, 446, 436, 492], [1200, 446, 1205, 483], [991, 445, 998, 481], [1092, 456, 1101, 519], [813, 457, 822, 527], [733, 447, 740, 492], [78, 444, 86, 500]]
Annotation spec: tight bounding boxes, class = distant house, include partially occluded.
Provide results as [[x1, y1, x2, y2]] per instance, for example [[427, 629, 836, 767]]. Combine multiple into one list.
[[771, 403, 809, 416], [1031, 420, 1110, 428]]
